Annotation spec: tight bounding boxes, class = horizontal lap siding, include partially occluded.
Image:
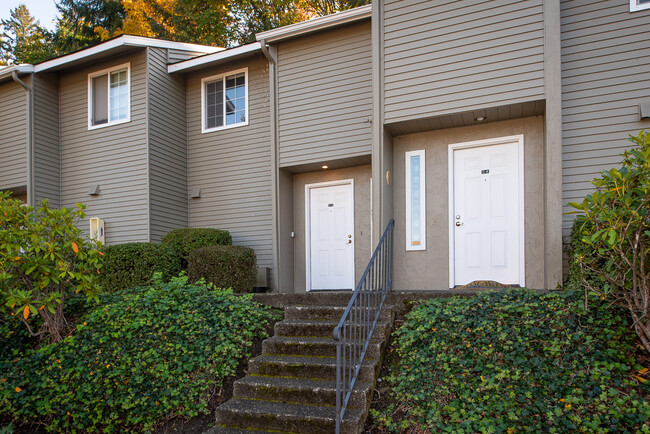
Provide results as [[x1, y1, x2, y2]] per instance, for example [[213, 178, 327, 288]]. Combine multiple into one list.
[[0, 80, 27, 191], [187, 56, 273, 270], [33, 73, 60, 207], [277, 22, 372, 167], [59, 50, 149, 244], [148, 47, 188, 242], [561, 0, 650, 233], [168, 49, 210, 63], [383, 0, 546, 124]]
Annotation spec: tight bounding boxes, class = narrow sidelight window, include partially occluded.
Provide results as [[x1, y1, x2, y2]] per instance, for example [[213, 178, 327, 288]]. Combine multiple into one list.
[[405, 150, 426, 251], [88, 63, 130, 129], [202, 68, 248, 133]]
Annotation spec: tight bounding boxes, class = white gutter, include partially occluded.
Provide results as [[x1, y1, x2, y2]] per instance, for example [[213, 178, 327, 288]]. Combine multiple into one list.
[[35, 35, 222, 73], [255, 4, 371, 43], [167, 42, 262, 73], [0, 64, 34, 81]]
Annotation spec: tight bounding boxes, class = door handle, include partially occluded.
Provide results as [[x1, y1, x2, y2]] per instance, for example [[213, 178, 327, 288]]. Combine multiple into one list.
[[456, 222, 463, 227]]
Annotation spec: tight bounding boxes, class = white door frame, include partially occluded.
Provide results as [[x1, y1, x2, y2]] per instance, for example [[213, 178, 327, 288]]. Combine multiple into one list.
[[447, 135, 525, 288], [305, 179, 355, 292]]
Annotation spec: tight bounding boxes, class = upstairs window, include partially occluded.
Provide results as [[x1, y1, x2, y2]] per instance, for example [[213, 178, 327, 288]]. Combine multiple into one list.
[[631, 0, 650, 11], [88, 63, 130, 129], [202, 68, 248, 133]]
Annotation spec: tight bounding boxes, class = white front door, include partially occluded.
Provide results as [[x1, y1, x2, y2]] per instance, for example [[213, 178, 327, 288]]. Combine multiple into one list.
[[307, 182, 355, 291], [452, 141, 523, 286]]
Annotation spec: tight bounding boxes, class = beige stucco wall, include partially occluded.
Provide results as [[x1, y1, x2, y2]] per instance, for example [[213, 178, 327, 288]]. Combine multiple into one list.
[[392, 117, 545, 290], [292, 165, 372, 293]]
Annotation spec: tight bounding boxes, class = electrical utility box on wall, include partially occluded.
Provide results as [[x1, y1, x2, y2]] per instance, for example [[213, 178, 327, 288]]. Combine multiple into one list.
[[89, 217, 105, 244]]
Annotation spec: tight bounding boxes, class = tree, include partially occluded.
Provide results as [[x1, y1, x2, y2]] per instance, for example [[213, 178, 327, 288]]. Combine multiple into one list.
[[305, 0, 370, 16], [230, 0, 312, 44], [0, 193, 103, 342], [1, 4, 53, 64], [569, 131, 650, 354], [54, 0, 125, 54]]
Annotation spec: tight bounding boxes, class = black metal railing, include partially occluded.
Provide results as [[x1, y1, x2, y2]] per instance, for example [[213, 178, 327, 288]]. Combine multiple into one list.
[[333, 219, 394, 433]]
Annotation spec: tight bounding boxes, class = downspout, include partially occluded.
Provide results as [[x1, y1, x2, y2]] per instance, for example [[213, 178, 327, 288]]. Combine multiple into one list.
[[12, 70, 34, 206], [260, 39, 281, 291]]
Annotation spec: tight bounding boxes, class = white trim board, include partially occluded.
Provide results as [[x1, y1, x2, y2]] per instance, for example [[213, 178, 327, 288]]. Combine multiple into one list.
[[447, 135, 526, 288], [304, 179, 355, 292]]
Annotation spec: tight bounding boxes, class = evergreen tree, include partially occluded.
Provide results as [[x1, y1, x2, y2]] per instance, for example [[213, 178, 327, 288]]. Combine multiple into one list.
[[54, 0, 125, 54], [1, 4, 54, 64]]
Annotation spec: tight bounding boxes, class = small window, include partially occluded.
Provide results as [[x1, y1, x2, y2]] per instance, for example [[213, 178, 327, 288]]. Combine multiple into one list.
[[631, 0, 650, 11], [405, 150, 426, 251], [201, 68, 248, 133], [88, 63, 130, 129]]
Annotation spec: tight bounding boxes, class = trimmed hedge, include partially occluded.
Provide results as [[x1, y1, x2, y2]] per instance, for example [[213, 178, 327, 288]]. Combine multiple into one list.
[[372, 289, 650, 433], [0, 275, 277, 432], [188, 245, 257, 293], [161, 228, 232, 269], [99, 243, 181, 291]]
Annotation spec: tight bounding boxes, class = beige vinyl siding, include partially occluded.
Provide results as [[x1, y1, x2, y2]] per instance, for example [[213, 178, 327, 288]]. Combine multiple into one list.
[[33, 73, 60, 207], [186, 55, 273, 270], [383, 0, 546, 124], [277, 21, 373, 167], [0, 80, 28, 191], [59, 50, 149, 244], [147, 47, 188, 242], [561, 0, 650, 233]]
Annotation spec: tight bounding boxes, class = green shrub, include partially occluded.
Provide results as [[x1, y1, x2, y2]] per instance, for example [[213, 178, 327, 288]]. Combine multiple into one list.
[[372, 289, 650, 433], [99, 243, 181, 291], [188, 245, 257, 293], [565, 219, 607, 292], [568, 131, 650, 353], [161, 228, 232, 268], [0, 193, 102, 342], [0, 274, 277, 433]]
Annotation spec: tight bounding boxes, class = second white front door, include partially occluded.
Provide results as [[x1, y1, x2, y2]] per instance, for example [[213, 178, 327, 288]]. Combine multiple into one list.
[[452, 141, 523, 286], [307, 182, 355, 291]]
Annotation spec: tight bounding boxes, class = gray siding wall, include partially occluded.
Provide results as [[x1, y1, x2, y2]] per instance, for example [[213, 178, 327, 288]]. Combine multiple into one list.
[[561, 0, 650, 232], [147, 47, 188, 242], [186, 55, 273, 269], [0, 79, 28, 191], [59, 50, 150, 244], [277, 21, 373, 167], [33, 73, 61, 207], [383, 0, 546, 124]]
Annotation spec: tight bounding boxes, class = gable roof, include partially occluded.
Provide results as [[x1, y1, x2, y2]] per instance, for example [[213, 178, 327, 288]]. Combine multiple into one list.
[[34, 35, 222, 73]]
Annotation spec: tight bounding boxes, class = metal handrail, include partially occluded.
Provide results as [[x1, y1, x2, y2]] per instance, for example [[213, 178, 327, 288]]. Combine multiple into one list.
[[333, 219, 394, 433]]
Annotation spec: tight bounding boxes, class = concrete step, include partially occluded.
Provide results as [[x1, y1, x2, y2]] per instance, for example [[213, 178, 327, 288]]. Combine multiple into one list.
[[274, 319, 390, 338], [253, 292, 354, 307], [233, 376, 372, 410], [215, 399, 364, 434], [284, 305, 394, 321], [247, 354, 379, 383], [262, 336, 383, 359], [206, 427, 280, 434]]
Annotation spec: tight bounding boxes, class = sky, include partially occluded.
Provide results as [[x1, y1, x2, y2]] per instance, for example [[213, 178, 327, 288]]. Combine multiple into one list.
[[2, 0, 59, 31]]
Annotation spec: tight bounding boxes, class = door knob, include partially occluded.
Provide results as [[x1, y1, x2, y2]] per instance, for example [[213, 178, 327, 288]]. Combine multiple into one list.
[[347, 240, 352, 244], [456, 222, 463, 227]]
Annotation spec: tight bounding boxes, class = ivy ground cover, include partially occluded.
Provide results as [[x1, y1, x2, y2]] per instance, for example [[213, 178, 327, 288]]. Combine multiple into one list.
[[0, 275, 278, 432], [372, 289, 650, 433]]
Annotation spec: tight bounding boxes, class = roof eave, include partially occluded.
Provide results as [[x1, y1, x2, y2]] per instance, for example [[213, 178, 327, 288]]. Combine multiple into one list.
[[255, 4, 371, 43], [168, 42, 262, 74]]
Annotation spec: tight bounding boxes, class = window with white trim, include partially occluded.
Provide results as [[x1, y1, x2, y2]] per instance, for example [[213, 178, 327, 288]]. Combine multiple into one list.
[[405, 150, 426, 251], [201, 68, 248, 133], [88, 63, 130, 129], [631, 0, 650, 11]]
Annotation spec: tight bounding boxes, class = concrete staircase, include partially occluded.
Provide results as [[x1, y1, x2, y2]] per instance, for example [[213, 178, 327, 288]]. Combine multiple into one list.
[[208, 294, 394, 434]]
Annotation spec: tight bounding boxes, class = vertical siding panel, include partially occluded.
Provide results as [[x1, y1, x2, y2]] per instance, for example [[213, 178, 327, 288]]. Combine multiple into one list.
[[186, 55, 274, 270], [59, 50, 149, 244], [561, 0, 650, 232], [383, 0, 546, 123], [277, 21, 373, 167], [33, 73, 61, 207], [0, 80, 27, 191], [148, 47, 189, 242]]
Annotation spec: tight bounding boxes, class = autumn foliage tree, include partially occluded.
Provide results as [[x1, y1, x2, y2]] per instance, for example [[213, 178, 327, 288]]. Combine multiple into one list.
[[0, 193, 103, 343]]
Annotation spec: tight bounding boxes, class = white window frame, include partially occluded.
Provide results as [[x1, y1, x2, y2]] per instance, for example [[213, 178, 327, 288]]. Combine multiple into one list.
[[87, 62, 131, 130], [201, 67, 249, 133], [631, 0, 650, 11], [405, 149, 426, 251]]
